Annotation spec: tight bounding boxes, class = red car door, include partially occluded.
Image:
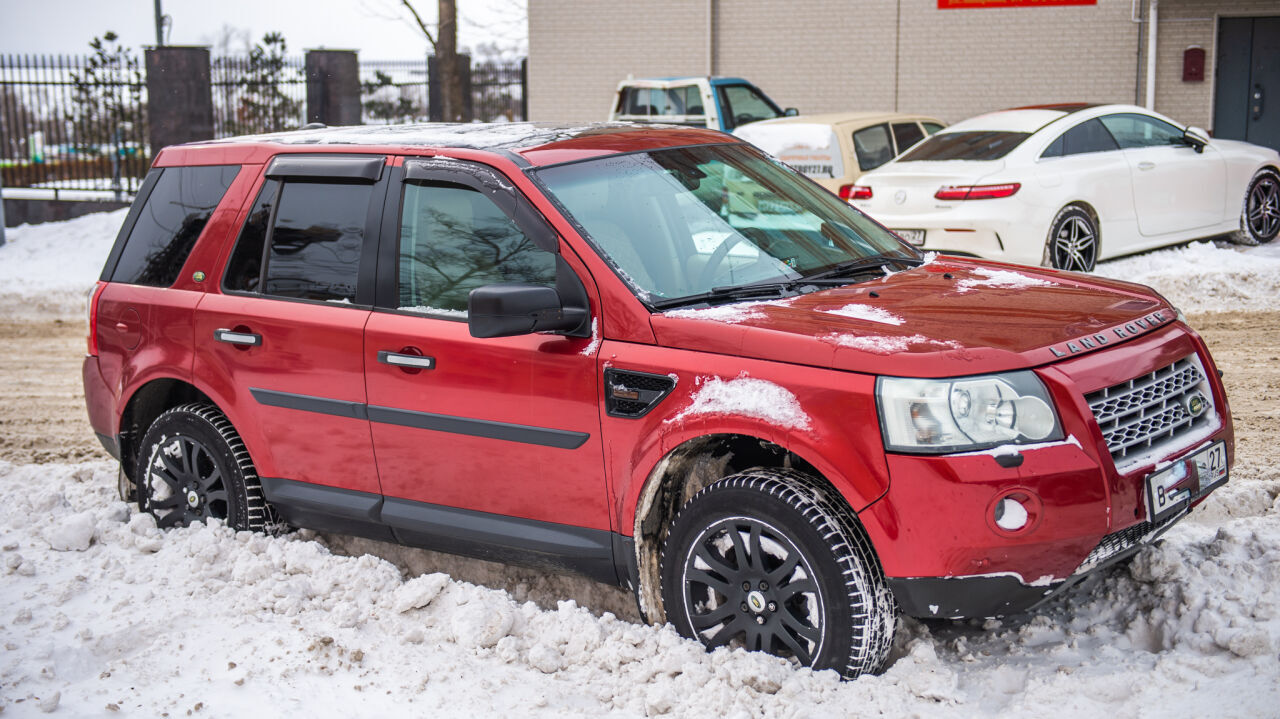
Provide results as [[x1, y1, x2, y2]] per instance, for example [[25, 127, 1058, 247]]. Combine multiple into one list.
[[363, 157, 609, 536]]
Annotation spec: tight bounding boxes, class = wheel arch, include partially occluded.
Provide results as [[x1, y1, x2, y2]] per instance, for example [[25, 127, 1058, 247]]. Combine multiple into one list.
[[628, 432, 878, 624], [118, 377, 214, 483]]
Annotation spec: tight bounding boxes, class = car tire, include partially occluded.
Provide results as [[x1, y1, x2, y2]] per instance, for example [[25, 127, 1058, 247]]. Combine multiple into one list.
[[135, 402, 273, 531], [660, 468, 897, 678], [1239, 169, 1280, 245], [1044, 205, 1099, 273]]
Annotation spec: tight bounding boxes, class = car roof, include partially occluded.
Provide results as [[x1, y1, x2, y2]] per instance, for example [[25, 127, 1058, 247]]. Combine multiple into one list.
[[626, 76, 750, 85], [157, 122, 740, 168], [940, 104, 1155, 135], [741, 112, 942, 128]]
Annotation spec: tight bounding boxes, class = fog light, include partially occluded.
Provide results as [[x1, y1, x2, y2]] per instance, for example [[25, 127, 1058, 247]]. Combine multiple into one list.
[[994, 497, 1029, 531]]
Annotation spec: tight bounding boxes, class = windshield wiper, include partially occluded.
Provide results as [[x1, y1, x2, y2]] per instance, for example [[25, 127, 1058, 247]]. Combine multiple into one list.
[[799, 254, 924, 284], [650, 282, 796, 311]]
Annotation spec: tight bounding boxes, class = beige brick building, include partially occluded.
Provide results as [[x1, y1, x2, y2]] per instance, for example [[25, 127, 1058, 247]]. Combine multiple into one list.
[[529, 0, 1280, 147]]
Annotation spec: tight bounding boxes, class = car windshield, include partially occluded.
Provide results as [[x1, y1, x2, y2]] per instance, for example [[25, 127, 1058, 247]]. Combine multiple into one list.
[[896, 131, 1031, 162], [535, 143, 917, 307]]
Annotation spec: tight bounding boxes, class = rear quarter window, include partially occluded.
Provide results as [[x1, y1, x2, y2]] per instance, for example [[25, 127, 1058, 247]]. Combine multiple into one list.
[[110, 165, 239, 287]]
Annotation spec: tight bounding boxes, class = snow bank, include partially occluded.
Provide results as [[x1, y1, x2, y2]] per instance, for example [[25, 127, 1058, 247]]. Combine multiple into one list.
[[1096, 240, 1280, 313], [0, 209, 126, 320], [3, 460, 1277, 716]]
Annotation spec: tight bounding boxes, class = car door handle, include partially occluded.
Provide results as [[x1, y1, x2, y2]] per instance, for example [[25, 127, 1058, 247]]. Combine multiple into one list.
[[378, 351, 435, 370], [1137, 161, 1155, 171], [1253, 83, 1264, 121], [214, 328, 262, 346]]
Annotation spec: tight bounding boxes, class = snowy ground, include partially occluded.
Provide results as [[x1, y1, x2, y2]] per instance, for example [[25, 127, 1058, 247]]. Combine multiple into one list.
[[1, 212, 1279, 717]]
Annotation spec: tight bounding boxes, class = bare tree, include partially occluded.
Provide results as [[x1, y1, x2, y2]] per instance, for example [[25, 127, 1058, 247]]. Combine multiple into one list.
[[400, 0, 465, 122]]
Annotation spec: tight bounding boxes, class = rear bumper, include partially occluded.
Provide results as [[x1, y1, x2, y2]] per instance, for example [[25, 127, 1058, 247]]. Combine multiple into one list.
[[82, 355, 117, 448]]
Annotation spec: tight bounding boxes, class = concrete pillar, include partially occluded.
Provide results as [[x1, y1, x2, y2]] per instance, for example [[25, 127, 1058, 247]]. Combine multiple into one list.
[[305, 50, 361, 126], [144, 46, 214, 152]]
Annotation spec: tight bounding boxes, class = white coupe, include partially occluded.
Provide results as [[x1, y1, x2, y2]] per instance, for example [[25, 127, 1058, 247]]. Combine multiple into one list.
[[848, 104, 1280, 272]]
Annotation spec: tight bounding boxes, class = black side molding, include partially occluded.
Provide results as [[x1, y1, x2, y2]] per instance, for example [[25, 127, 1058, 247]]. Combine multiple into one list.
[[250, 388, 367, 420], [367, 405, 589, 449]]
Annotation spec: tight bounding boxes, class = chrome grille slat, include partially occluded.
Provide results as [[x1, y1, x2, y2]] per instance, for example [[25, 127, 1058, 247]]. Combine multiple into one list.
[[1085, 355, 1213, 468]]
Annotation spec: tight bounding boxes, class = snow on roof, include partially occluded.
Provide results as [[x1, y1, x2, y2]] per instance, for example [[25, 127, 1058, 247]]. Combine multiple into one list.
[[206, 122, 658, 151]]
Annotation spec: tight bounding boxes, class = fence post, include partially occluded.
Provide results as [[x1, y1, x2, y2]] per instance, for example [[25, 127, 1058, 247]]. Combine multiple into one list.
[[0, 170, 7, 244], [145, 46, 214, 153], [520, 58, 528, 122], [427, 54, 441, 122], [459, 54, 472, 122], [305, 50, 360, 126]]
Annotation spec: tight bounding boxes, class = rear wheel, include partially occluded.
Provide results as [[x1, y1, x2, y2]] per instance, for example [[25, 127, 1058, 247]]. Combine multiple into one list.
[[660, 468, 897, 678], [135, 403, 272, 531], [1045, 205, 1098, 272], [1241, 169, 1280, 244]]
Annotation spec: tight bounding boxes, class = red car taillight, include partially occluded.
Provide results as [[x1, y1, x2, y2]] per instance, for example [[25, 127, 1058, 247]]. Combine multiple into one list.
[[934, 182, 1021, 201], [839, 184, 873, 201], [86, 281, 106, 356]]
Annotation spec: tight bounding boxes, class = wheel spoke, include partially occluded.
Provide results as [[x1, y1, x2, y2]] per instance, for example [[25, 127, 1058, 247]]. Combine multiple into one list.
[[778, 578, 817, 601], [689, 601, 736, 630], [158, 450, 184, 483], [704, 615, 746, 649], [746, 523, 764, 572], [150, 494, 182, 510], [198, 467, 223, 492], [779, 606, 822, 642], [685, 566, 734, 597], [156, 509, 184, 528], [775, 622, 813, 664], [694, 544, 738, 581], [766, 551, 801, 585], [727, 526, 750, 572], [204, 489, 229, 507]]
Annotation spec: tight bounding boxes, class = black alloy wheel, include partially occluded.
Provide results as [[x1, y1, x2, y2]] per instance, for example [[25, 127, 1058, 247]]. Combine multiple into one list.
[[1244, 170, 1280, 244], [661, 468, 897, 678], [135, 403, 273, 531], [1047, 205, 1098, 273]]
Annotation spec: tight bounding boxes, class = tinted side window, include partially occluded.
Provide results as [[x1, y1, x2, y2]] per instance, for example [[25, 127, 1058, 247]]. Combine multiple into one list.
[[111, 165, 238, 287], [262, 182, 373, 302], [891, 122, 926, 154], [1060, 119, 1119, 156], [897, 131, 1030, 162], [852, 124, 894, 171], [223, 179, 280, 292], [922, 122, 945, 135], [1099, 113, 1185, 148], [398, 182, 556, 317]]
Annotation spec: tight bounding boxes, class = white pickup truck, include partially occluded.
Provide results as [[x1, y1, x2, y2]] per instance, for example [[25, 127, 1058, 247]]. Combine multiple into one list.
[[610, 76, 796, 132]]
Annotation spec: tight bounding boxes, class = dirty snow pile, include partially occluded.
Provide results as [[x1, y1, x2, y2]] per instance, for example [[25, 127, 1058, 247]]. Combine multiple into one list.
[[0, 209, 125, 319], [1095, 239, 1280, 313], [3, 459, 1278, 716]]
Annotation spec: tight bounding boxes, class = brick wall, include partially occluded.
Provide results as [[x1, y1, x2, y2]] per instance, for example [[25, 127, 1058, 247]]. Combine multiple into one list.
[[529, 0, 1280, 128]]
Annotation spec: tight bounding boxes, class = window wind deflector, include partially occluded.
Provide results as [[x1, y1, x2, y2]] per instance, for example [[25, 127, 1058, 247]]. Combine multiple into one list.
[[265, 155, 385, 182]]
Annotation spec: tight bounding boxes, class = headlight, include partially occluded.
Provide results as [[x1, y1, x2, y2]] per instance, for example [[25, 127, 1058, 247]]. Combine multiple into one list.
[[877, 371, 1063, 453]]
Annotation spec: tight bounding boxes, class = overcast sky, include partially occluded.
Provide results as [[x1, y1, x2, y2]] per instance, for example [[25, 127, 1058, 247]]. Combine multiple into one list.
[[0, 0, 527, 59]]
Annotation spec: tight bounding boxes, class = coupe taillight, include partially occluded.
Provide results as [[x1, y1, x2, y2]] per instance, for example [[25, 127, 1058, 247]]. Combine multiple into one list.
[[839, 184, 873, 201], [934, 183, 1021, 201], [86, 281, 106, 356]]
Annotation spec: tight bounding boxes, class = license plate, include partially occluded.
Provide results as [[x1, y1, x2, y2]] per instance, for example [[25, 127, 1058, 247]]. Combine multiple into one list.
[[893, 229, 925, 246], [1145, 441, 1228, 523]]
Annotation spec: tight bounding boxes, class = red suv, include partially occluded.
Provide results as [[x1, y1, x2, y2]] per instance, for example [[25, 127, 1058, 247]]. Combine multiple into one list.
[[84, 124, 1232, 678]]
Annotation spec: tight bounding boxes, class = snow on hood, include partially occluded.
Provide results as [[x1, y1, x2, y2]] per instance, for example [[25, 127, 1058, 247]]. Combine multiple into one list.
[[955, 267, 1057, 293], [670, 373, 811, 430]]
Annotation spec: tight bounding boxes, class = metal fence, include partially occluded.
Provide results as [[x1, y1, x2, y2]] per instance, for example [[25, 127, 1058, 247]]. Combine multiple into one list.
[[0, 53, 149, 197], [471, 60, 525, 123], [211, 54, 307, 138], [361, 59, 430, 124]]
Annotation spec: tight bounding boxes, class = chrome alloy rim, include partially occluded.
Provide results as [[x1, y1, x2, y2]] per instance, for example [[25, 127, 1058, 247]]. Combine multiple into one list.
[[1053, 215, 1096, 272], [147, 435, 228, 527], [680, 516, 825, 665], [1247, 176, 1280, 240]]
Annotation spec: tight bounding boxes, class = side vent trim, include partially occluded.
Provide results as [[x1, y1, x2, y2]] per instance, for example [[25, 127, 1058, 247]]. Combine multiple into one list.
[[604, 368, 676, 419]]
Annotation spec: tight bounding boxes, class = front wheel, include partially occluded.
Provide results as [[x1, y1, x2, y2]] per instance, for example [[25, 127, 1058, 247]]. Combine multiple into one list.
[[660, 468, 897, 678], [135, 403, 273, 531], [1241, 169, 1280, 244], [1044, 205, 1098, 272]]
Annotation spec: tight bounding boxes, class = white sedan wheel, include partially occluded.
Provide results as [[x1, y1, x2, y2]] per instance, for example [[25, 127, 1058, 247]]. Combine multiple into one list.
[[1045, 206, 1098, 273]]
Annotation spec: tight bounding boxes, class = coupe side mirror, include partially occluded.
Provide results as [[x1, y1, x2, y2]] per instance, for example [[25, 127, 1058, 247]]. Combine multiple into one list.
[[784, 107, 799, 117], [468, 284, 589, 338], [1183, 126, 1210, 153]]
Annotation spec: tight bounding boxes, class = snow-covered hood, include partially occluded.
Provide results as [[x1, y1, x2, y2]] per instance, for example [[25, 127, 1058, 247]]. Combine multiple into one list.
[[650, 257, 1176, 377]]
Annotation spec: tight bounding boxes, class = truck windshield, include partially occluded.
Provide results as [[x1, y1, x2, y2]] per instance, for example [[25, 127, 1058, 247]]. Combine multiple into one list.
[[535, 143, 917, 306]]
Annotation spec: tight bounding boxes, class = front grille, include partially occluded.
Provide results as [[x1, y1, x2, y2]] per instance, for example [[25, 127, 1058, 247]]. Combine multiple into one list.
[[1074, 512, 1179, 574], [1085, 355, 1214, 470]]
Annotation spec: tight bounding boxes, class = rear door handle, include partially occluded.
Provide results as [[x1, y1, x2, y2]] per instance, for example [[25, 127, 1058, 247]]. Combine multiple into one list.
[[214, 328, 262, 346], [378, 351, 435, 370], [1137, 161, 1156, 171]]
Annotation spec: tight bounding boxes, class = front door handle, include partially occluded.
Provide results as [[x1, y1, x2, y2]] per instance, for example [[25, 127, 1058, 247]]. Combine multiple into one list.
[[1137, 161, 1156, 171], [378, 350, 435, 370], [214, 328, 262, 346]]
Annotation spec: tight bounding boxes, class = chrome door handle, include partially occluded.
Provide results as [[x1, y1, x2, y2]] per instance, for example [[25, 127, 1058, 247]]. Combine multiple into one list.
[[378, 351, 435, 370], [214, 328, 262, 346], [1137, 161, 1155, 171]]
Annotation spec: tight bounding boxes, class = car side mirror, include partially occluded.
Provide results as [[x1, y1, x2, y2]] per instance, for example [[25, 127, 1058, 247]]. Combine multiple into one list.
[[1183, 126, 1210, 153], [467, 284, 589, 338], [784, 107, 799, 117]]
